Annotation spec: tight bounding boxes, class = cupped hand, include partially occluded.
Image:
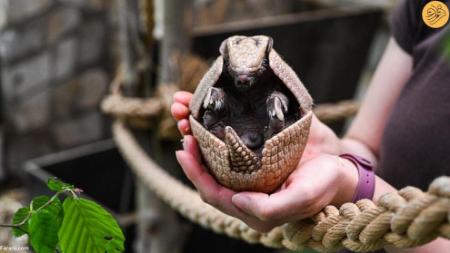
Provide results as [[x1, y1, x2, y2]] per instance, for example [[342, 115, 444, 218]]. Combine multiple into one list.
[[176, 135, 358, 232], [231, 155, 358, 229]]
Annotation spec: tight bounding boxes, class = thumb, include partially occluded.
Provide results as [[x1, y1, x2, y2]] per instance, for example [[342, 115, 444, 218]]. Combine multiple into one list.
[[232, 192, 271, 221]]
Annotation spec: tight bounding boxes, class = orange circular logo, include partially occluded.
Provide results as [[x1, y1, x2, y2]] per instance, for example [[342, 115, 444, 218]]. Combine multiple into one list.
[[422, 1, 449, 28]]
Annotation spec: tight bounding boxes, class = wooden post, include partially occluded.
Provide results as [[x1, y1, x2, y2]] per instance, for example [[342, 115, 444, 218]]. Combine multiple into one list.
[[158, 0, 191, 85], [133, 0, 192, 252]]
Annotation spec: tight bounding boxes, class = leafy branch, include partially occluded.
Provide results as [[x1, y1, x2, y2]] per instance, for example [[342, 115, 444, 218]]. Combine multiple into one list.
[[0, 177, 125, 253]]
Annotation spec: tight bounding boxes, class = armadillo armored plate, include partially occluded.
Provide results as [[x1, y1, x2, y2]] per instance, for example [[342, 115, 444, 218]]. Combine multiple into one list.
[[189, 35, 313, 193]]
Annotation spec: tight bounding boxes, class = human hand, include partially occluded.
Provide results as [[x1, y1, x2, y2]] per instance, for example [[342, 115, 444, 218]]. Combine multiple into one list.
[[230, 154, 358, 231], [176, 135, 358, 232]]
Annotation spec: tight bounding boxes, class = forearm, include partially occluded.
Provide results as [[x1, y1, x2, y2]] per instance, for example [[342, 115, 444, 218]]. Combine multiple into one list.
[[335, 38, 412, 168]]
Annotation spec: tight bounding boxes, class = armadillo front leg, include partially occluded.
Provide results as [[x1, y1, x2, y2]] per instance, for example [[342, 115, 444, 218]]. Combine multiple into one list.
[[266, 91, 288, 137], [202, 87, 227, 139]]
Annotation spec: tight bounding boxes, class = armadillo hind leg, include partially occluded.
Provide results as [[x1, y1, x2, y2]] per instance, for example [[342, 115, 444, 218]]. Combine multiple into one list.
[[225, 126, 261, 173]]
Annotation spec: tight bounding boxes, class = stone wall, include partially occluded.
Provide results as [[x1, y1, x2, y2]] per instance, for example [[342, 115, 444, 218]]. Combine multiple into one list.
[[0, 0, 113, 176]]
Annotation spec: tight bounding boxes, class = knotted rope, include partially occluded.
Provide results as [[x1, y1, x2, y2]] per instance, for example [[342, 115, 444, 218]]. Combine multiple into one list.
[[112, 120, 450, 252]]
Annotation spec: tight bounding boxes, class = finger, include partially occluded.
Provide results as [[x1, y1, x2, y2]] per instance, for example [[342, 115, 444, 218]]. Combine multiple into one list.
[[182, 135, 201, 162], [171, 102, 190, 121], [176, 150, 235, 212], [176, 150, 217, 192], [175, 151, 236, 212], [232, 192, 269, 220], [173, 91, 193, 105], [177, 119, 191, 135]]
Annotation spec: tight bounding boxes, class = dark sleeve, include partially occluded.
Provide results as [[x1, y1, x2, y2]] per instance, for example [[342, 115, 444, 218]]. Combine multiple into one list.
[[389, 0, 420, 54]]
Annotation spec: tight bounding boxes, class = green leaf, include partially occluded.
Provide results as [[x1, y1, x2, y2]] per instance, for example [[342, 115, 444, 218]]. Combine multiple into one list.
[[12, 207, 30, 237], [59, 197, 125, 253], [47, 177, 74, 192], [31, 195, 51, 210], [28, 197, 63, 253]]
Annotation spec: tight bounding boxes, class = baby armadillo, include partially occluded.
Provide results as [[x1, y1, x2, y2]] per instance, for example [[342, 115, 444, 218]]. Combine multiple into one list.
[[189, 35, 313, 193]]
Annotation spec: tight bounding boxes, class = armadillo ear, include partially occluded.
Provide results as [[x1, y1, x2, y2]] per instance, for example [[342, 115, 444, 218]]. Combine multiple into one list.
[[219, 39, 228, 57], [266, 37, 274, 54]]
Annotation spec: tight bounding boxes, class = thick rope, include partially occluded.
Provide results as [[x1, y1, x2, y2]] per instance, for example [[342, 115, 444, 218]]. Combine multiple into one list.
[[101, 56, 359, 126], [314, 100, 360, 123], [101, 54, 208, 130], [102, 92, 360, 124], [113, 120, 450, 252], [101, 94, 163, 118]]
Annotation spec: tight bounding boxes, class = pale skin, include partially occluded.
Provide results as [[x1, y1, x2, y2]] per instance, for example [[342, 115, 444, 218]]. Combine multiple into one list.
[[171, 38, 450, 252]]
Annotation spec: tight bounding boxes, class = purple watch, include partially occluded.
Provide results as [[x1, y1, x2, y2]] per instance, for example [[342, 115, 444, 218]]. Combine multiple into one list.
[[339, 153, 375, 202]]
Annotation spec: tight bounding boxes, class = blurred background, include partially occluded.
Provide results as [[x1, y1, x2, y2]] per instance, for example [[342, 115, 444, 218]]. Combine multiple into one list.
[[0, 0, 397, 252]]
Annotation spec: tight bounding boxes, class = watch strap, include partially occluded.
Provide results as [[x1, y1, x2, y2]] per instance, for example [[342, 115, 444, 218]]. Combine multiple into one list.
[[339, 153, 375, 202]]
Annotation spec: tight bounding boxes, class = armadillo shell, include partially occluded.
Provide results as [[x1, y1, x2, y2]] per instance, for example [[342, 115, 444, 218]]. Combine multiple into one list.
[[190, 112, 311, 193], [189, 47, 313, 193]]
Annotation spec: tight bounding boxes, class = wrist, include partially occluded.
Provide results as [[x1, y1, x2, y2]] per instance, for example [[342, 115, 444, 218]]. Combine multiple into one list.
[[332, 156, 359, 206]]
